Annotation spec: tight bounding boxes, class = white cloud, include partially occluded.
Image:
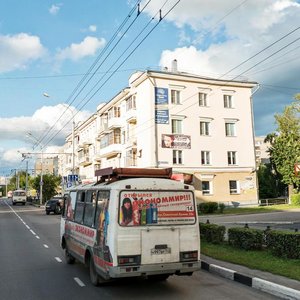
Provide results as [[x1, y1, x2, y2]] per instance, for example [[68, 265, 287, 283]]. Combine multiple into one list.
[[0, 33, 46, 72], [89, 25, 97, 32], [0, 104, 91, 169], [49, 4, 62, 15], [56, 36, 106, 61]]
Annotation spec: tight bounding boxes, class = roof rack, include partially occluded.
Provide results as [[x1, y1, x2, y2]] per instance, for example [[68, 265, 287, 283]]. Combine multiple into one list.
[[95, 167, 172, 183]]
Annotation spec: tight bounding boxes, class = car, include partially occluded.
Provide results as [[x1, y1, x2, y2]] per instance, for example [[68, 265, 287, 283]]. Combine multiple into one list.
[[45, 198, 63, 215]]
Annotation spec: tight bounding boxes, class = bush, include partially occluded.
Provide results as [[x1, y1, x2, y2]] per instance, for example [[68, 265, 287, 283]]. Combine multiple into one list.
[[218, 203, 225, 213], [199, 222, 226, 244], [198, 202, 218, 214], [228, 227, 264, 250], [266, 230, 300, 259], [291, 194, 300, 206]]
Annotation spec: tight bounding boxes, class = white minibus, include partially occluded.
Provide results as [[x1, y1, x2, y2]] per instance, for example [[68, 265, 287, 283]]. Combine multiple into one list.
[[60, 168, 200, 285], [12, 189, 27, 205]]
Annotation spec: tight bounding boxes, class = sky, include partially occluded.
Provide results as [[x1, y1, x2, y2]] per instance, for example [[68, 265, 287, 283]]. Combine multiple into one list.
[[0, 0, 300, 176]]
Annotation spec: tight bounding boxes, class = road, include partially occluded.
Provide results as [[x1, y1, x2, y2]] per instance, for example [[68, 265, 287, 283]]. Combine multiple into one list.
[[0, 198, 280, 300], [199, 209, 300, 231]]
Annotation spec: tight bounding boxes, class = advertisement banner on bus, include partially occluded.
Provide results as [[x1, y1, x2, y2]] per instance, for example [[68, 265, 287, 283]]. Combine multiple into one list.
[[119, 191, 196, 226]]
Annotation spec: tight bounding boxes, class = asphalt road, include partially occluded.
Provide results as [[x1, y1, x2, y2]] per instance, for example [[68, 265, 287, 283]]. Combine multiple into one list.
[[0, 198, 280, 300]]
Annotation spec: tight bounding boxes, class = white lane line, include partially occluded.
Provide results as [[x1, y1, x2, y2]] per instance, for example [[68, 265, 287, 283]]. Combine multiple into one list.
[[30, 230, 36, 235], [36, 236, 40, 239], [43, 244, 49, 249], [55, 257, 62, 263], [74, 277, 85, 287]]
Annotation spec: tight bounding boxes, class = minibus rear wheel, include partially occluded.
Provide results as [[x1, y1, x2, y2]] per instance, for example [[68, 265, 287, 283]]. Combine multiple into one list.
[[89, 257, 100, 286]]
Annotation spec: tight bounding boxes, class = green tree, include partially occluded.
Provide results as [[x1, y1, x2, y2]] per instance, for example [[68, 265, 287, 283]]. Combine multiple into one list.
[[31, 174, 61, 203], [265, 95, 300, 194], [8, 171, 30, 191], [257, 163, 286, 198]]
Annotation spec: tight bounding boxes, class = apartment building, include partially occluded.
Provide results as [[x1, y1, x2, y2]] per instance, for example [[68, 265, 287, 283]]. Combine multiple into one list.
[[255, 136, 270, 166], [62, 66, 259, 205]]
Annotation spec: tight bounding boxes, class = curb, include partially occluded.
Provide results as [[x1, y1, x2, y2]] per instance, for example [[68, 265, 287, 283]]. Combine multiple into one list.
[[201, 261, 300, 300]]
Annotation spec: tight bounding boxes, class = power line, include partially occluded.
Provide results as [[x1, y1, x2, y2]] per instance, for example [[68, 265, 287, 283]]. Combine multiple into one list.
[[42, 0, 181, 148], [37, 0, 144, 149]]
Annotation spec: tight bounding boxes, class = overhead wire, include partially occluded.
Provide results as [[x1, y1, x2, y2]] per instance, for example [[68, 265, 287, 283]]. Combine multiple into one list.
[[36, 0, 143, 149], [42, 0, 181, 147]]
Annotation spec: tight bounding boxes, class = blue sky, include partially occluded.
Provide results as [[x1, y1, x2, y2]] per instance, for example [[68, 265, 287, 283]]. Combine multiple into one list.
[[0, 0, 300, 175]]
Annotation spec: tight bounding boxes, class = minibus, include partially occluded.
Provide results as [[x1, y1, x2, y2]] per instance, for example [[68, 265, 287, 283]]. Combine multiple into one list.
[[60, 168, 200, 285], [12, 189, 27, 205]]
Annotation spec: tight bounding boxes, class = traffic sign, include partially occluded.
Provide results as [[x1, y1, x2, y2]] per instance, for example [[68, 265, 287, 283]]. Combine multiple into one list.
[[67, 182, 72, 188]]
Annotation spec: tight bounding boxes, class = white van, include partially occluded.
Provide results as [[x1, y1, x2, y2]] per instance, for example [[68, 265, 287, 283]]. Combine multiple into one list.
[[60, 168, 200, 285], [12, 189, 27, 205]]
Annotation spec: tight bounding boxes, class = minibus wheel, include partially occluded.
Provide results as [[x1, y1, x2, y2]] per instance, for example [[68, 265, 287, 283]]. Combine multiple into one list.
[[65, 247, 75, 264], [89, 257, 100, 286]]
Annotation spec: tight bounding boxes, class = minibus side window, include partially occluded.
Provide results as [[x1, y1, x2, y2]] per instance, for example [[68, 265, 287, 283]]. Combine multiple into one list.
[[83, 190, 97, 227], [95, 191, 109, 230], [74, 190, 85, 223]]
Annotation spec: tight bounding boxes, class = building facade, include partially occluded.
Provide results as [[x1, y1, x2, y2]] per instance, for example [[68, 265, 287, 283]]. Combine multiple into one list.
[[62, 68, 259, 205]]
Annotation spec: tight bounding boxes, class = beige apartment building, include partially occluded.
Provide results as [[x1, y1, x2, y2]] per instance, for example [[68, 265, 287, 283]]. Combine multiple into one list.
[[61, 66, 259, 206]]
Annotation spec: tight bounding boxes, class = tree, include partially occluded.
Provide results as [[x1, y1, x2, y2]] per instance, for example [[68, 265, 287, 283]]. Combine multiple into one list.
[[265, 95, 300, 195], [8, 171, 29, 191], [31, 174, 62, 203], [257, 163, 286, 198]]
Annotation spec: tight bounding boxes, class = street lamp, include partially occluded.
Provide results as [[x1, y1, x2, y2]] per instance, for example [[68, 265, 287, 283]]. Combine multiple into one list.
[[43, 93, 76, 177], [27, 132, 44, 206]]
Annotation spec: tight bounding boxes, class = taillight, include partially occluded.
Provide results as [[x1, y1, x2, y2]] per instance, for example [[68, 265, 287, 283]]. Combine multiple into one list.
[[180, 251, 198, 262], [118, 255, 141, 266]]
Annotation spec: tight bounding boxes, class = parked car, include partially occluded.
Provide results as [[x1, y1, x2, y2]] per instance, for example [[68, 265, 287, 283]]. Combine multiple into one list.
[[45, 198, 63, 215]]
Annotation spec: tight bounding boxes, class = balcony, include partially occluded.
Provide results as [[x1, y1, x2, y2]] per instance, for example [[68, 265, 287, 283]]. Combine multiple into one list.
[[125, 137, 137, 149], [99, 143, 123, 158], [108, 117, 122, 129], [79, 156, 92, 166], [126, 109, 137, 123]]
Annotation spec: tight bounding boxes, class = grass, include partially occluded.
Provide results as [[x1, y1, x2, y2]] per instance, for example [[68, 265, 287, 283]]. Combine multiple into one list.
[[217, 204, 300, 215], [201, 241, 300, 281]]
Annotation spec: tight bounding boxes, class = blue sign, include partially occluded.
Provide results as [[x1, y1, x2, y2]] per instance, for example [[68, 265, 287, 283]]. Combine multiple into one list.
[[155, 109, 169, 124], [68, 174, 79, 182], [67, 182, 72, 188], [155, 87, 168, 105]]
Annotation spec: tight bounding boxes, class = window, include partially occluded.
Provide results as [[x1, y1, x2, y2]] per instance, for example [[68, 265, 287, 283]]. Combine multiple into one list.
[[229, 180, 240, 194], [225, 122, 236, 136], [173, 150, 183, 164], [94, 191, 110, 230], [224, 95, 233, 108], [199, 93, 208, 106], [126, 95, 136, 111], [83, 191, 97, 227], [201, 151, 211, 165], [227, 151, 237, 165], [171, 90, 181, 104], [74, 191, 85, 223], [202, 181, 212, 195], [172, 119, 182, 134], [200, 121, 210, 136]]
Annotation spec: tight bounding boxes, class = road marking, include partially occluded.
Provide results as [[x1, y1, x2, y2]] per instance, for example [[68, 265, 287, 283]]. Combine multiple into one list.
[[26, 225, 30, 229], [74, 277, 85, 287], [30, 230, 36, 235], [36, 236, 40, 239], [43, 244, 49, 248], [55, 257, 62, 263]]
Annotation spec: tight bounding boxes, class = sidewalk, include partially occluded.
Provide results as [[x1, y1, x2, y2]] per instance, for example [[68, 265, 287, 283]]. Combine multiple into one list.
[[201, 254, 300, 300]]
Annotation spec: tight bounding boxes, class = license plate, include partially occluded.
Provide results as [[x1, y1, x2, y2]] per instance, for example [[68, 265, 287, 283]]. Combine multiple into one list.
[[151, 248, 171, 255]]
